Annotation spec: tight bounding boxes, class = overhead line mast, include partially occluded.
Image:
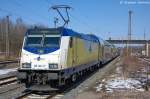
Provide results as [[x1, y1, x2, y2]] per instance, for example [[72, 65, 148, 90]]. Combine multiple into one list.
[[6, 16, 10, 58], [127, 10, 132, 56]]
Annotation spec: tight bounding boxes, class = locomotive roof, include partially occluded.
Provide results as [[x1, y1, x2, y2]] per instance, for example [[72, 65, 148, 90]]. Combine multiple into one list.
[[27, 27, 99, 43], [62, 28, 99, 42]]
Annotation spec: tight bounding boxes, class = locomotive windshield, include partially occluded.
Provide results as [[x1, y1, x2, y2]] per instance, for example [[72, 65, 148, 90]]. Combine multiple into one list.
[[26, 36, 43, 47], [44, 36, 60, 47], [25, 35, 60, 47], [24, 30, 61, 48]]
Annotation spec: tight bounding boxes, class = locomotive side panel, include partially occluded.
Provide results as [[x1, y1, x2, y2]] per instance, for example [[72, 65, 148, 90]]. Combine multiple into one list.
[[66, 37, 99, 68], [59, 36, 70, 69]]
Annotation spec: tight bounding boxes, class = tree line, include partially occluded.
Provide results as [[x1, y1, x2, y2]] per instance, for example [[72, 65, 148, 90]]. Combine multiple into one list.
[[0, 16, 45, 59]]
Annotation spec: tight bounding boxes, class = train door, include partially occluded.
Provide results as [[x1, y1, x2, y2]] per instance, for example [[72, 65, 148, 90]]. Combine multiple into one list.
[[72, 37, 77, 66], [98, 40, 102, 62], [69, 37, 73, 66], [103, 44, 108, 62], [99, 39, 105, 62]]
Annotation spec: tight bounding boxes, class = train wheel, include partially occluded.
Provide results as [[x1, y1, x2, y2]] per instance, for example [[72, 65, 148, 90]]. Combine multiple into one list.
[[71, 74, 77, 82]]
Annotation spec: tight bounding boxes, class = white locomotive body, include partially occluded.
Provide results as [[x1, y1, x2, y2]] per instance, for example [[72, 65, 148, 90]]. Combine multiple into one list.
[[17, 27, 118, 91]]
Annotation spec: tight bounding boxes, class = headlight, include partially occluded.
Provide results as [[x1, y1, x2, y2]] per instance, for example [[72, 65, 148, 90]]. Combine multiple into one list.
[[22, 63, 31, 68], [49, 64, 58, 69]]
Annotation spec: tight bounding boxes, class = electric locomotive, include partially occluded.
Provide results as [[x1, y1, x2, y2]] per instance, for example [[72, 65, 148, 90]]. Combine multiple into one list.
[[17, 27, 105, 91]]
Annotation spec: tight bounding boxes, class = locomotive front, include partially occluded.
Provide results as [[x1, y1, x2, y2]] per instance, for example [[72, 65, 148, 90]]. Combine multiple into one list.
[[17, 28, 65, 90], [20, 29, 61, 70]]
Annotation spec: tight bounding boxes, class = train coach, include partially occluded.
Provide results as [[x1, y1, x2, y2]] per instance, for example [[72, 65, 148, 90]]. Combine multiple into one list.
[[17, 27, 118, 91]]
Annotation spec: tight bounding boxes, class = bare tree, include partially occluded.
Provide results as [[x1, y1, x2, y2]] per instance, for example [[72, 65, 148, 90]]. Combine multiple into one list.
[[0, 17, 27, 59], [0, 16, 47, 59]]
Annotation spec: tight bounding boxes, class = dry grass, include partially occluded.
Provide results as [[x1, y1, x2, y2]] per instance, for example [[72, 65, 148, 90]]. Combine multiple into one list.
[[120, 48, 147, 78], [98, 91, 150, 99], [76, 51, 150, 99], [122, 56, 141, 71], [0, 54, 17, 61], [76, 91, 150, 99]]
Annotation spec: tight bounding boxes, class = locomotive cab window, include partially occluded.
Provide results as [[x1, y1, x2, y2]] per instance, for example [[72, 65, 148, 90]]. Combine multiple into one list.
[[24, 30, 61, 48], [44, 35, 60, 47], [25, 35, 43, 47]]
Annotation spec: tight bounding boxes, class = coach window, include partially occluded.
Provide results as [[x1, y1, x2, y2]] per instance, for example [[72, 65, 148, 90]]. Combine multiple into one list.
[[69, 37, 73, 48]]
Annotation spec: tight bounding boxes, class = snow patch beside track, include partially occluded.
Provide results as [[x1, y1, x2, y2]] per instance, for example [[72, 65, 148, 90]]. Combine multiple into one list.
[[0, 68, 17, 75], [95, 77, 145, 93]]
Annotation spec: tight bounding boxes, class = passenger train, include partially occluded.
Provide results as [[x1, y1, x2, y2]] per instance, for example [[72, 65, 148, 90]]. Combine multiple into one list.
[[17, 27, 118, 91]]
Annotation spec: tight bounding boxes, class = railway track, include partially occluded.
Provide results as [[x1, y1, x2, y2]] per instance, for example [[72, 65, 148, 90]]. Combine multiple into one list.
[[139, 57, 150, 64], [0, 83, 24, 94], [0, 76, 17, 86], [0, 60, 19, 65], [143, 58, 150, 63], [16, 91, 58, 99]]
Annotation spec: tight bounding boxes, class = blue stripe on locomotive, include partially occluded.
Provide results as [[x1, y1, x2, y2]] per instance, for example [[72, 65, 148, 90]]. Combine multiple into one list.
[[23, 27, 99, 54], [23, 47, 59, 54], [62, 28, 99, 43]]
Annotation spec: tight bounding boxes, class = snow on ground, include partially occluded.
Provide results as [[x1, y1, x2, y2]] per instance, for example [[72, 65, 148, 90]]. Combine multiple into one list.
[[0, 68, 17, 75], [95, 77, 145, 93], [95, 66, 144, 92], [95, 63, 148, 93]]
